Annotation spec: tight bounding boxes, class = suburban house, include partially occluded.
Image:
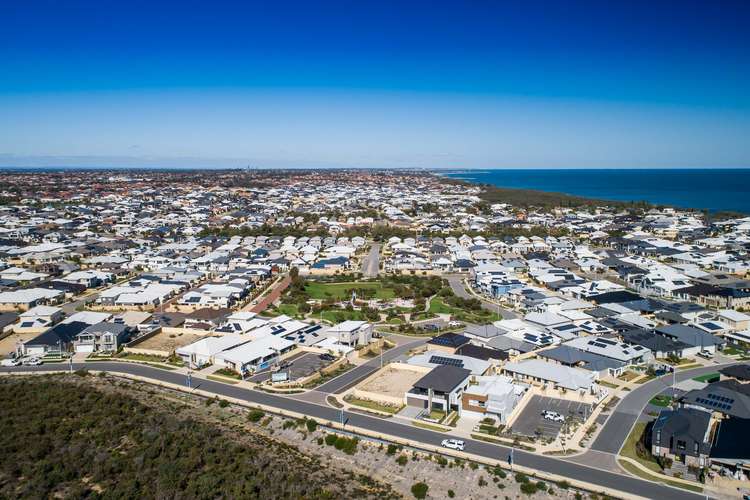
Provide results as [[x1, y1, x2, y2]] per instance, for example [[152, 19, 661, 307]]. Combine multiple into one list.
[[502, 358, 598, 394], [19, 321, 90, 356], [461, 375, 528, 424], [213, 334, 295, 375], [651, 408, 712, 468], [323, 321, 373, 347], [73, 323, 130, 353], [655, 324, 725, 355], [406, 364, 472, 414]]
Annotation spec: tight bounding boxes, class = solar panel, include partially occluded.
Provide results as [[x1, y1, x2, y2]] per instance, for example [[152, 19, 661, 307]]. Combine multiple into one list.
[[429, 355, 464, 368]]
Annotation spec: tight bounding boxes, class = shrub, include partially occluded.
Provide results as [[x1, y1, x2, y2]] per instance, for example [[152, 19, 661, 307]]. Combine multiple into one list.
[[411, 482, 428, 499], [447, 490, 455, 498], [515, 472, 529, 484], [556, 480, 570, 490], [396, 455, 408, 466], [492, 465, 507, 479], [282, 420, 295, 430], [317, 437, 324, 445], [218, 399, 229, 408], [520, 482, 538, 495], [306, 419, 318, 432], [325, 434, 338, 446], [386, 443, 398, 455], [478, 477, 487, 487], [535, 481, 547, 492], [247, 409, 265, 422]]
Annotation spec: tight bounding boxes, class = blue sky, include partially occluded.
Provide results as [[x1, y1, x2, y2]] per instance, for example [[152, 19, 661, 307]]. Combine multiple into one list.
[[1, 0, 749, 169]]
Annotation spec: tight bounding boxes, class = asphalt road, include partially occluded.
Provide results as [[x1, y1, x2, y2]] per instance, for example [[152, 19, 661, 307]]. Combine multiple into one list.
[[2, 362, 705, 500], [361, 243, 380, 278], [446, 275, 519, 320], [315, 337, 426, 394], [589, 361, 739, 455]]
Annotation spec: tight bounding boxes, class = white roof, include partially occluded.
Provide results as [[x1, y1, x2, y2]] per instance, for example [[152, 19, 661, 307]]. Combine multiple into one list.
[[20, 305, 62, 317], [215, 335, 294, 366], [719, 309, 750, 322], [503, 359, 595, 391], [63, 311, 111, 325], [176, 335, 250, 357], [326, 320, 369, 333]]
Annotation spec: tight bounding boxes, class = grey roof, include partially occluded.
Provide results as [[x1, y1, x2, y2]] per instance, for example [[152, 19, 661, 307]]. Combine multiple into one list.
[[413, 365, 471, 393], [539, 345, 625, 373], [462, 323, 503, 339], [486, 335, 537, 354], [652, 408, 711, 457], [681, 380, 750, 419], [80, 322, 129, 335], [656, 324, 724, 348]]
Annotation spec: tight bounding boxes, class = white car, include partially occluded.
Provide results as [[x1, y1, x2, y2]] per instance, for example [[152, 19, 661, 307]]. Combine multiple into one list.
[[698, 350, 714, 359], [22, 357, 42, 366], [441, 439, 465, 451], [542, 410, 565, 422], [1, 357, 21, 367]]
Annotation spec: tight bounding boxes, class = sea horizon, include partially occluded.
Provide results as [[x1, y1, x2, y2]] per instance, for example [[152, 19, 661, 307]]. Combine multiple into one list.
[[440, 168, 750, 215]]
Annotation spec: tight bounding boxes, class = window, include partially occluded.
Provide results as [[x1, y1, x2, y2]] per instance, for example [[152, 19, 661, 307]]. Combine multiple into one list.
[[677, 440, 686, 451], [694, 442, 699, 455]]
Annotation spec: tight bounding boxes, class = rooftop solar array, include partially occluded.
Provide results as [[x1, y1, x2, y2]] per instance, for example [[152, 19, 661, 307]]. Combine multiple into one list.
[[428, 355, 464, 368]]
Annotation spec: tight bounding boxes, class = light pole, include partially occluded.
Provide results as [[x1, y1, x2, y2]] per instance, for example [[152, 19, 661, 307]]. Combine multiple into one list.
[[186, 371, 192, 389], [340, 408, 345, 427]]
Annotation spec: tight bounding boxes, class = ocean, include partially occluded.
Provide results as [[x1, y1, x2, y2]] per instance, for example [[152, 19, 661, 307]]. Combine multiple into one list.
[[440, 168, 750, 214]]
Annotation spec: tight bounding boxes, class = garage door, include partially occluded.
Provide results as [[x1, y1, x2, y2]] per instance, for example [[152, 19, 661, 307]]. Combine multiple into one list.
[[75, 344, 94, 353]]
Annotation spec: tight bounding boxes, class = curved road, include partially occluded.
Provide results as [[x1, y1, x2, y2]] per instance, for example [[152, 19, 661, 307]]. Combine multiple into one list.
[[446, 275, 518, 320], [1, 362, 704, 500]]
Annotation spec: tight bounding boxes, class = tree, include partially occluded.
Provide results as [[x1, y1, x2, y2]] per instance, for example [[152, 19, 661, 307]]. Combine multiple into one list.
[[411, 482, 428, 499]]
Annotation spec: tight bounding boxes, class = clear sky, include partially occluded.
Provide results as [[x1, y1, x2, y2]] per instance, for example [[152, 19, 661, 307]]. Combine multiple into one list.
[[1, 0, 749, 169]]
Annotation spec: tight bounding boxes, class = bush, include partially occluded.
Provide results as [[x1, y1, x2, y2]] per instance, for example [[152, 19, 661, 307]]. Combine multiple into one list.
[[447, 490, 455, 498], [325, 434, 338, 446], [478, 477, 487, 487], [306, 419, 318, 432], [386, 443, 398, 455], [317, 437, 324, 445], [492, 465, 507, 479], [247, 409, 265, 422], [218, 399, 229, 408], [535, 481, 547, 492], [515, 472, 529, 483], [556, 480, 570, 490], [333, 436, 358, 455], [520, 482, 538, 495], [411, 482, 428, 499], [396, 455, 408, 466]]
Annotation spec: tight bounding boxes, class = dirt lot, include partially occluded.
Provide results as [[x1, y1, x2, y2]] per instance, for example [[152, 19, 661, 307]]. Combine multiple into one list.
[[358, 365, 426, 398], [0, 332, 38, 356], [129, 330, 204, 354]]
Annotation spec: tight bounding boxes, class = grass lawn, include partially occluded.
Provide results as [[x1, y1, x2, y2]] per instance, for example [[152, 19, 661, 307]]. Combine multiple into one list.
[[207, 374, 240, 384], [413, 421, 448, 432], [344, 396, 402, 414], [617, 460, 703, 493], [620, 422, 662, 474], [305, 281, 395, 300], [618, 371, 640, 382], [649, 395, 672, 407], [277, 303, 304, 318], [598, 380, 620, 389], [692, 372, 720, 383], [677, 363, 702, 371], [321, 309, 366, 323], [722, 345, 748, 356], [428, 297, 500, 323]]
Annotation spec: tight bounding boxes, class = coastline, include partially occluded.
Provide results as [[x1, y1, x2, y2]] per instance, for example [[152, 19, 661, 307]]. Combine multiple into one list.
[[434, 168, 750, 215]]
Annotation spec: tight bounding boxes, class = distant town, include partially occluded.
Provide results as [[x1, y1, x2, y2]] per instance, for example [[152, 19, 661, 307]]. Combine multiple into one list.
[[1, 168, 749, 499]]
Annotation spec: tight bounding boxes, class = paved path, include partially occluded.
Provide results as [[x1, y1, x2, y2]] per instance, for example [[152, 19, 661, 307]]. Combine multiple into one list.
[[248, 276, 290, 313], [315, 337, 427, 394], [361, 243, 380, 278], [446, 275, 518, 320], [1, 362, 704, 500]]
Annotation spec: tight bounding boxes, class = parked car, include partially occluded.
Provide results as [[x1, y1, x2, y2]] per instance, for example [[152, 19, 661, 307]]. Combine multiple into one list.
[[542, 410, 565, 422], [22, 357, 42, 366], [440, 439, 465, 451], [319, 353, 336, 362], [698, 350, 714, 359], [1, 357, 21, 367]]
